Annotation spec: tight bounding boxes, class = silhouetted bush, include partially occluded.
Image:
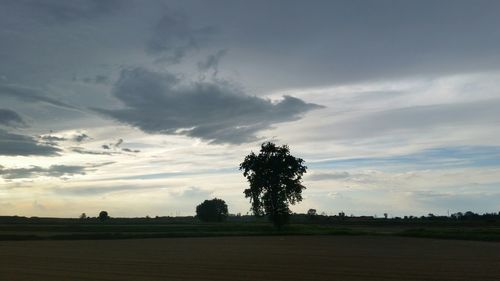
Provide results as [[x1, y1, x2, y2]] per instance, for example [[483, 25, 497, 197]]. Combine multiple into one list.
[[196, 198, 228, 222], [98, 211, 110, 221]]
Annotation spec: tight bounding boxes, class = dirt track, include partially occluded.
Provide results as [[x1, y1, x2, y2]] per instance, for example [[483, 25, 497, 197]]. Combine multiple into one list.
[[1, 236, 499, 281]]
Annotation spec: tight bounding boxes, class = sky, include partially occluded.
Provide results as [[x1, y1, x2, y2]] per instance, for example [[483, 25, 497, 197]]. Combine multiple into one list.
[[1, 0, 500, 218]]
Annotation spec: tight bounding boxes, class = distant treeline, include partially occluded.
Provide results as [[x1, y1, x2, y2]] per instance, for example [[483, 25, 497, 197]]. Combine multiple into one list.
[[292, 210, 500, 226], [1, 210, 499, 225], [304, 210, 500, 221], [2, 211, 500, 242]]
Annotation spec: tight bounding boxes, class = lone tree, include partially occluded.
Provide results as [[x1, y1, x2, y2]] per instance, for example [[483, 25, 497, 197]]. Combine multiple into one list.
[[196, 198, 229, 222], [240, 142, 307, 228], [307, 209, 317, 216], [98, 211, 110, 221]]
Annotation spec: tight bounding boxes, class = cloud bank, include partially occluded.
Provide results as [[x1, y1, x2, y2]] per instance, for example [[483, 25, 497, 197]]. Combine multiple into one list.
[[0, 109, 25, 127], [96, 68, 323, 144], [0, 130, 61, 156], [11, 0, 121, 24], [146, 11, 213, 64], [0, 84, 78, 110], [0, 164, 86, 180]]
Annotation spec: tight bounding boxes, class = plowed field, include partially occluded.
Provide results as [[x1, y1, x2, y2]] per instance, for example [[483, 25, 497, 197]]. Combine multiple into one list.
[[1, 236, 499, 281]]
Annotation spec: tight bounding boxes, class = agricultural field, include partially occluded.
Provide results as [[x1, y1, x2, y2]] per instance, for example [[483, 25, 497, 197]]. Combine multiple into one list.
[[2, 215, 500, 241], [1, 236, 499, 281]]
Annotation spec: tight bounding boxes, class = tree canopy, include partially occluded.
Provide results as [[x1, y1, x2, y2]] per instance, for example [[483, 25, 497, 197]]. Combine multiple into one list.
[[240, 142, 307, 228], [98, 211, 110, 221], [196, 198, 229, 222]]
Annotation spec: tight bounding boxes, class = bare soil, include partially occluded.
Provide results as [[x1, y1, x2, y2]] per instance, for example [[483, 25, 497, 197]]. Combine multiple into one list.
[[1, 236, 499, 281]]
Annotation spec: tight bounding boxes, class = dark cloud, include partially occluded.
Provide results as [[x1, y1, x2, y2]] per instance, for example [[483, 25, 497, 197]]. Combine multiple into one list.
[[95, 67, 323, 144], [82, 75, 109, 85], [10, 0, 122, 24], [0, 129, 61, 156], [0, 164, 85, 180], [73, 133, 90, 143], [38, 135, 66, 145], [122, 148, 140, 153], [70, 147, 112, 155], [198, 49, 227, 78], [2, 1, 500, 95], [101, 139, 125, 150], [0, 84, 78, 110], [0, 109, 26, 127], [40, 135, 66, 142], [114, 138, 123, 148], [162, 1, 500, 90], [146, 11, 214, 64]]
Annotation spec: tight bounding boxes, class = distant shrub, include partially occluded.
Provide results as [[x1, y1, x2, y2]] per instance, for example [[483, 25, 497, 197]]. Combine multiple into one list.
[[99, 211, 110, 221], [196, 198, 228, 222]]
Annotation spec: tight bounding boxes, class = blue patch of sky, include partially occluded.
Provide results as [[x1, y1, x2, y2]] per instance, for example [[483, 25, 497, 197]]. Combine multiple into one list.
[[305, 182, 500, 216], [309, 146, 500, 172], [411, 184, 500, 214]]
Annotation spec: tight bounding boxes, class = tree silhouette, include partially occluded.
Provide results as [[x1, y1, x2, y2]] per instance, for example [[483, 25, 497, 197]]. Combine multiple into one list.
[[240, 142, 307, 228], [98, 211, 110, 221], [196, 198, 228, 222], [307, 209, 317, 216]]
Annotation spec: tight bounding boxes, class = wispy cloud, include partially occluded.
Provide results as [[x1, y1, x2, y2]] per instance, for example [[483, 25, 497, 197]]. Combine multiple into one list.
[[0, 164, 86, 179], [0, 84, 79, 111], [70, 147, 113, 155], [310, 146, 500, 171]]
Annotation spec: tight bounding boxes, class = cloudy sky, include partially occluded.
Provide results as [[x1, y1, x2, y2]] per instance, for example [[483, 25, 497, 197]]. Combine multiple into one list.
[[1, 0, 500, 217]]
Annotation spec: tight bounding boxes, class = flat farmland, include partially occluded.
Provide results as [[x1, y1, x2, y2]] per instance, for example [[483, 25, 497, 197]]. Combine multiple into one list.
[[1, 236, 499, 281]]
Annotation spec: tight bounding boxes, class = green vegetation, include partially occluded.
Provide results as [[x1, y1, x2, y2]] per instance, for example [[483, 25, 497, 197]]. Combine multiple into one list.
[[1, 214, 499, 242], [240, 142, 307, 228], [196, 198, 228, 222]]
